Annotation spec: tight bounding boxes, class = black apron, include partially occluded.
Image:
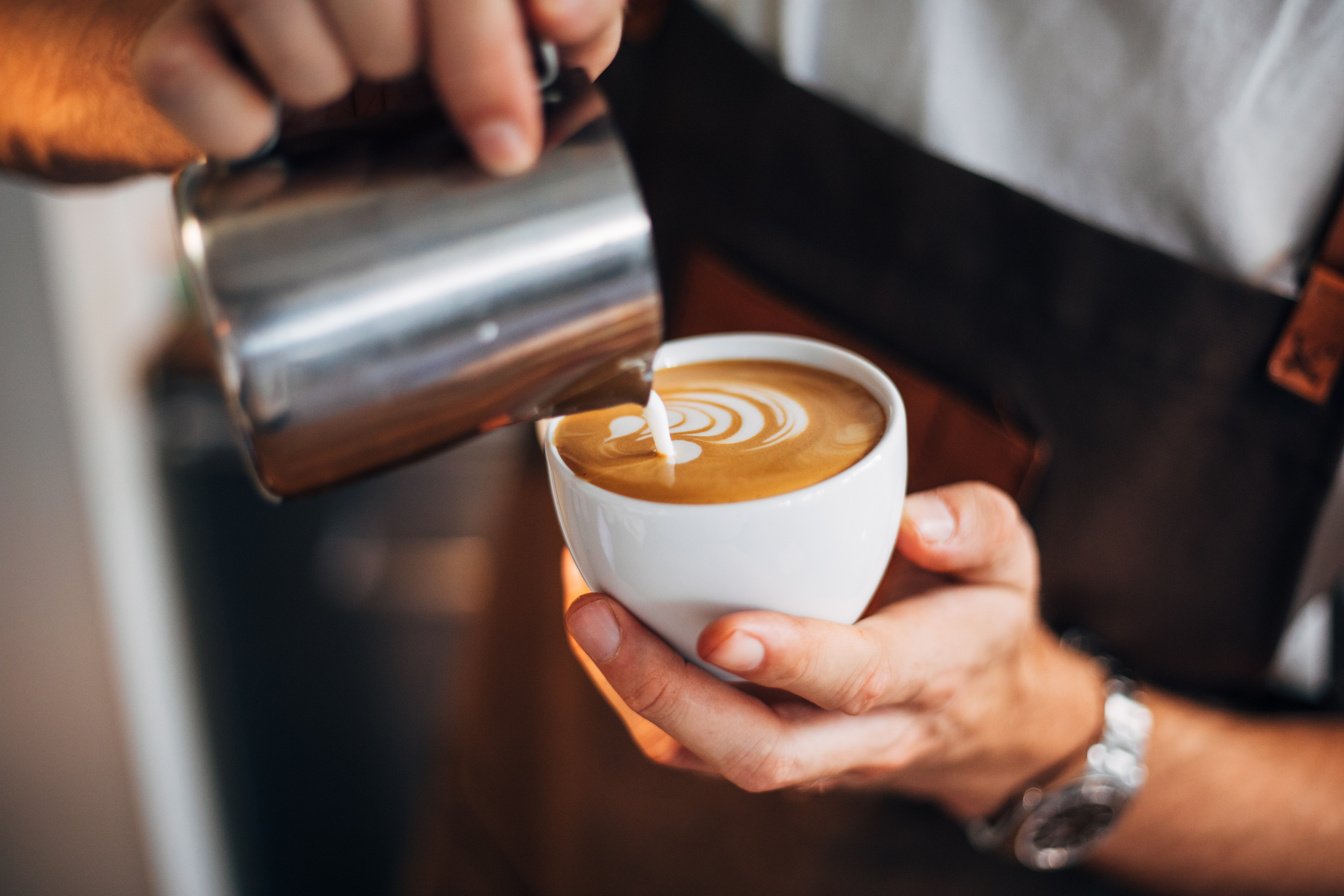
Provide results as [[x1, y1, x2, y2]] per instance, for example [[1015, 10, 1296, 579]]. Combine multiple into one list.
[[414, 6, 1344, 894]]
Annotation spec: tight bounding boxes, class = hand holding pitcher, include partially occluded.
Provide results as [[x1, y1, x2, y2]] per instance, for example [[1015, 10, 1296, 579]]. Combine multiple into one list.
[[133, 0, 626, 172]]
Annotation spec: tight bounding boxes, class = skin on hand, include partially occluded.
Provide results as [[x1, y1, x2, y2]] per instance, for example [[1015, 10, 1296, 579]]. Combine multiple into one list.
[[132, 0, 624, 172], [562, 482, 1107, 818]]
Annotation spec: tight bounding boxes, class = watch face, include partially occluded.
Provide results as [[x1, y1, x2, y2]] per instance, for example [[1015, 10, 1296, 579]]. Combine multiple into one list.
[[1032, 802, 1116, 849], [1016, 779, 1129, 871]]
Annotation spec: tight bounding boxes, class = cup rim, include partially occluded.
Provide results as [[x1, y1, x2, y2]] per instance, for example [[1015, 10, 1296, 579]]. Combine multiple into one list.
[[544, 332, 906, 511]]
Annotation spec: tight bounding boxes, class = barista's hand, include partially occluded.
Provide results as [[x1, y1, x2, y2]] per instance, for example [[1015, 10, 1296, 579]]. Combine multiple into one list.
[[133, 0, 623, 172], [563, 482, 1107, 818]]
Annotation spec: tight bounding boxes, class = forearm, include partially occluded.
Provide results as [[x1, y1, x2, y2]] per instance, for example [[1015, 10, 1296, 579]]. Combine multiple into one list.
[[1092, 690, 1344, 894], [1, 1, 195, 182]]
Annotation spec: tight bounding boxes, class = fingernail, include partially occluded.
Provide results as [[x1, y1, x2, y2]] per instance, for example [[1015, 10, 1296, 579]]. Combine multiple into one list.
[[568, 599, 621, 663], [706, 631, 765, 673], [907, 494, 956, 543], [471, 119, 534, 176]]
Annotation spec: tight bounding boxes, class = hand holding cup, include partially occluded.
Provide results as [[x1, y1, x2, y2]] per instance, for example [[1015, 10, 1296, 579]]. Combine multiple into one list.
[[561, 483, 1106, 818]]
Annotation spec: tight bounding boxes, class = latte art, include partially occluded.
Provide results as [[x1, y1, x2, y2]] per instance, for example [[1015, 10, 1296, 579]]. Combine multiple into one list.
[[606, 383, 810, 467], [554, 360, 886, 504]]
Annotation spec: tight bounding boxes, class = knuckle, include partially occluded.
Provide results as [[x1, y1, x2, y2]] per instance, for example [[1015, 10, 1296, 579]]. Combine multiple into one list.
[[774, 652, 815, 694], [727, 749, 794, 794], [623, 673, 681, 720], [352, 47, 417, 81], [281, 80, 352, 111], [834, 653, 891, 715], [431, 58, 524, 122], [132, 34, 197, 101], [275, 63, 355, 109], [894, 716, 940, 767], [345, 25, 418, 80], [762, 617, 816, 690], [949, 481, 1019, 548], [975, 483, 1019, 529]]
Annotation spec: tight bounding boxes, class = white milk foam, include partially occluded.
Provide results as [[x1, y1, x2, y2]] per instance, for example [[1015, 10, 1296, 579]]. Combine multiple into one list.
[[606, 384, 810, 466], [643, 390, 676, 462]]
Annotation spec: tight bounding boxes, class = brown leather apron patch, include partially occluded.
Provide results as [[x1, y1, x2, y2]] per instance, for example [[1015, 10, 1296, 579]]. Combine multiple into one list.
[[1270, 188, 1344, 403], [671, 248, 1050, 502], [1269, 266, 1344, 403]]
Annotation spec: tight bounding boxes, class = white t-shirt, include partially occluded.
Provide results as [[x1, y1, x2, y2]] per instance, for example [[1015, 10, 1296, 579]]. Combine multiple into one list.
[[698, 0, 1344, 694], [698, 0, 1344, 296]]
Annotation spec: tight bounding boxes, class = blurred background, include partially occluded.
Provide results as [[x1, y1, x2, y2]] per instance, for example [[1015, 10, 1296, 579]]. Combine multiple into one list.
[[0, 171, 529, 896]]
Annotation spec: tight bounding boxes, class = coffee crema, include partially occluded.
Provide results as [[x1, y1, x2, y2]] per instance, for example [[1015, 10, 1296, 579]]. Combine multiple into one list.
[[553, 359, 886, 504]]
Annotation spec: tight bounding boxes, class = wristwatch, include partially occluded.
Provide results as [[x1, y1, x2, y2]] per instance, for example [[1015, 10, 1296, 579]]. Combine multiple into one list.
[[967, 676, 1152, 871]]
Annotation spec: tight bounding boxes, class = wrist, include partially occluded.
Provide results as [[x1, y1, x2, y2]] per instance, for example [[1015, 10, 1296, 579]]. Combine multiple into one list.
[[1000, 628, 1108, 803], [938, 627, 1106, 820], [972, 674, 1153, 870]]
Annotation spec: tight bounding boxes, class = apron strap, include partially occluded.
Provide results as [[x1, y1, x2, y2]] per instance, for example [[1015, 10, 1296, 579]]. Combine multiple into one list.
[[1269, 189, 1344, 403]]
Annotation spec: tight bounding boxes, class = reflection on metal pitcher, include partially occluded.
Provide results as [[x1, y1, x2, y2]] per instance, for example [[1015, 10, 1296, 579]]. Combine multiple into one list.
[[175, 69, 662, 499]]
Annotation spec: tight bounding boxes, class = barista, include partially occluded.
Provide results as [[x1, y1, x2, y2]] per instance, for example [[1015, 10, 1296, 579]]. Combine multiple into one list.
[[4, 2, 1344, 893]]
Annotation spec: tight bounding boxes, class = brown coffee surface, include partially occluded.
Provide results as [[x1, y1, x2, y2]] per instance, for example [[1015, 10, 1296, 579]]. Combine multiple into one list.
[[554, 359, 885, 504]]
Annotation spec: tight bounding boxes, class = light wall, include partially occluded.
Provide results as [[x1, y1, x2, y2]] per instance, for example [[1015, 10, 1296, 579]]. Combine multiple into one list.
[[0, 173, 230, 896]]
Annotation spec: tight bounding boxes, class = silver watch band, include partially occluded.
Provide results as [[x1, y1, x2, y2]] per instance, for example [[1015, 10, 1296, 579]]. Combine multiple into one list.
[[1084, 678, 1151, 791]]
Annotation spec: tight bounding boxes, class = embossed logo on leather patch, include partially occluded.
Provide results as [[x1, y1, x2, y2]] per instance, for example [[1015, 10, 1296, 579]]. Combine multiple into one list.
[[1269, 266, 1344, 404]]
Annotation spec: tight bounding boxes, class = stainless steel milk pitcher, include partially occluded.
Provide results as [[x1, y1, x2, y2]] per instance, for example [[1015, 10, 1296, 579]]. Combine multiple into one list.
[[174, 65, 662, 500]]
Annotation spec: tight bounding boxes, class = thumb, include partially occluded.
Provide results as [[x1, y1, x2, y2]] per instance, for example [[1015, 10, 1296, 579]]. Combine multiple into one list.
[[898, 482, 1038, 594]]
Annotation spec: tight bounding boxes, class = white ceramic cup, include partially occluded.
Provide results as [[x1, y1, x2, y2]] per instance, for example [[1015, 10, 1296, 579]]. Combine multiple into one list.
[[543, 333, 908, 677]]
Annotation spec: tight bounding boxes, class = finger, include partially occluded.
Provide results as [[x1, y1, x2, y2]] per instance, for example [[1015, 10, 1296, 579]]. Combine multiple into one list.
[[426, 0, 540, 176], [211, 0, 354, 108], [565, 594, 792, 790], [561, 555, 694, 766], [633, 723, 715, 775], [699, 613, 894, 713], [699, 583, 1033, 713], [133, 0, 276, 158], [318, 0, 420, 81], [526, 0, 624, 76], [897, 482, 1038, 592], [562, 600, 708, 771], [565, 589, 940, 792], [773, 703, 933, 785]]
